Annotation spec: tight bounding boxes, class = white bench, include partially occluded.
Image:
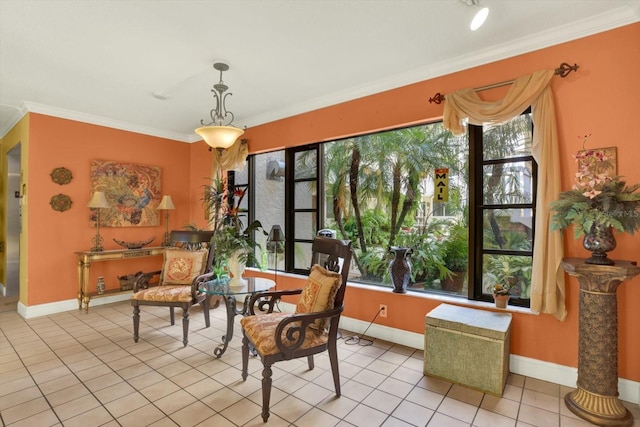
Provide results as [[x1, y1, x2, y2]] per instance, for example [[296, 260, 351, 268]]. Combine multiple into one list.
[[424, 304, 512, 396]]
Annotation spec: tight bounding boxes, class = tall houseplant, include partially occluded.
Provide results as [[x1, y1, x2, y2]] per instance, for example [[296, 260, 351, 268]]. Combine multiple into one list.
[[550, 141, 640, 265], [202, 179, 266, 280]]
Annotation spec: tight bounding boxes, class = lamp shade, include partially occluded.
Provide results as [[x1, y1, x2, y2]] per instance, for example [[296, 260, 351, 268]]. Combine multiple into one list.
[[195, 125, 244, 149], [267, 225, 285, 242], [87, 191, 110, 208], [157, 195, 175, 210]]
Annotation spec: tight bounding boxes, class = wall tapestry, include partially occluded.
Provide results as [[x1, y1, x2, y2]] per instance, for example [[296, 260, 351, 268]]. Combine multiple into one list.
[[90, 160, 161, 227]]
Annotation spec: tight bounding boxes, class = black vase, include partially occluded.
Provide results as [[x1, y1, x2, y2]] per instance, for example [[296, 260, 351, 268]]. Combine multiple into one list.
[[583, 222, 616, 265], [389, 247, 412, 293]]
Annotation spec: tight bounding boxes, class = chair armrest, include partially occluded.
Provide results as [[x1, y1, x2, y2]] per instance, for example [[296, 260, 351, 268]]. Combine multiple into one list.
[[191, 271, 215, 299], [274, 305, 344, 354], [248, 289, 303, 315], [133, 271, 161, 292]]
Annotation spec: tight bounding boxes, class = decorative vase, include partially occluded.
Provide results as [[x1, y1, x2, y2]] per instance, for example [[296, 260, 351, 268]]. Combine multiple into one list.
[[389, 247, 412, 294], [227, 250, 247, 287], [583, 222, 616, 266], [96, 276, 105, 295], [493, 293, 509, 309]]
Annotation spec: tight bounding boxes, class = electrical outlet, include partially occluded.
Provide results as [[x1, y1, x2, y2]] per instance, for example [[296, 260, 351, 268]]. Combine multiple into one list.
[[379, 304, 387, 318]]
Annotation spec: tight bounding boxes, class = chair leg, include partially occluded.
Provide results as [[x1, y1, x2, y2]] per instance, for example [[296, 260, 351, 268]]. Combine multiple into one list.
[[133, 304, 140, 343], [307, 355, 314, 370], [328, 340, 341, 396], [181, 307, 189, 347], [202, 298, 211, 328], [261, 364, 272, 422], [241, 335, 249, 381], [170, 307, 175, 325]]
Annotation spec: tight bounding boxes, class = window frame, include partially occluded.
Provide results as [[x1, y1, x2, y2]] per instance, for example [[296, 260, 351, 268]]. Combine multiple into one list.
[[469, 111, 536, 307], [247, 115, 535, 307]]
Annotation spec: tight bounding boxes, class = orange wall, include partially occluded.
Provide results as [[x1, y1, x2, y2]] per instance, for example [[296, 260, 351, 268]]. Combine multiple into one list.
[[244, 23, 640, 381], [27, 115, 210, 305], [24, 24, 639, 381]]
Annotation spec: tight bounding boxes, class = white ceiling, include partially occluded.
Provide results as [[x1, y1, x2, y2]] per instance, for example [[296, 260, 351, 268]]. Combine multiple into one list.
[[1, 0, 638, 141]]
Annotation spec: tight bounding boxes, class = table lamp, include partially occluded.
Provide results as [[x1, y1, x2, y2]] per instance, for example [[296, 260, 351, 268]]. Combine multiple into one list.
[[88, 191, 110, 252], [157, 195, 176, 246]]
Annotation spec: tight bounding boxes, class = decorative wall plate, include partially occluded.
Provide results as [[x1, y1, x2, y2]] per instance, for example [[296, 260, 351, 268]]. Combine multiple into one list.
[[50, 167, 73, 185], [50, 194, 72, 212]]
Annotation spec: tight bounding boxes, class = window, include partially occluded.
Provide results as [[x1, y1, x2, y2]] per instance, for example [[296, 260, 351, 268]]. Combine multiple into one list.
[[470, 111, 535, 305], [248, 114, 535, 306]]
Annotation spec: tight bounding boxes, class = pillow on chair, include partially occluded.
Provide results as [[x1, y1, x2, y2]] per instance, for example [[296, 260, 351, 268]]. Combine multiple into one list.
[[295, 264, 342, 331], [161, 249, 208, 285]]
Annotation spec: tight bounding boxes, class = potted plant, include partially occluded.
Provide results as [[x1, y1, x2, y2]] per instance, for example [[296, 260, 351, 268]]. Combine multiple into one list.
[[490, 282, 516, 309], [439, 220, 469, 292], [202, 180, 267, 284], [550, 139, 640, 265]]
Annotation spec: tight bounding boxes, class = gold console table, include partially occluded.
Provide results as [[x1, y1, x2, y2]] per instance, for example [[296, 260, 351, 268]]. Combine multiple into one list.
[[76, 247, 165, 312], [561, 257, 639, 427]]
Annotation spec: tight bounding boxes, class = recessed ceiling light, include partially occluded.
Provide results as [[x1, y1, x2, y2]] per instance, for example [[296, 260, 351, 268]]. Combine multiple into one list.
[[152, 91, 169, 100]]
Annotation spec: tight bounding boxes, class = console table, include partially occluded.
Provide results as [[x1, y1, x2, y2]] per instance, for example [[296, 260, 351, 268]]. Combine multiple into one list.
[[561, 257, 639, 427], [76, 247, 165, 312]]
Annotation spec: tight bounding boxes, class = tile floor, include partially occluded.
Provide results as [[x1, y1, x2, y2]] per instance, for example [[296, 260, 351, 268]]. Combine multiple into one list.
[[1, 300, 638, 427]]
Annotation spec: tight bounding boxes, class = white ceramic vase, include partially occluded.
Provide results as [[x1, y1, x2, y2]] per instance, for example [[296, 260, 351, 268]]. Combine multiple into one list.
[[227, 250, 247, 287]]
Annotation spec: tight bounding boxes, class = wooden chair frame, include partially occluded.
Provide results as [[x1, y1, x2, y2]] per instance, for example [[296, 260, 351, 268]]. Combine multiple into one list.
[[241, 236, 352, 422], [131, 230, 216, 347]]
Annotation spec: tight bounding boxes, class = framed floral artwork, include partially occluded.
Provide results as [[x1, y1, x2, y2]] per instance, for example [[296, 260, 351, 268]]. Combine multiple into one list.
[[577, 147, 617, 178], [90, 160, 162, 227]]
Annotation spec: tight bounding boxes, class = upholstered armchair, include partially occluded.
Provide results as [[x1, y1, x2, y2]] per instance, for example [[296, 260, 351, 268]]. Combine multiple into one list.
[[131, 230, 215, 347], [240, 236, 352, 422]]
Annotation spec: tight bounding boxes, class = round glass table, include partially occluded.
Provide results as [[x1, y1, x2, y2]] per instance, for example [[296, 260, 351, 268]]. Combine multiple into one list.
[[199, 277, 275, 357]]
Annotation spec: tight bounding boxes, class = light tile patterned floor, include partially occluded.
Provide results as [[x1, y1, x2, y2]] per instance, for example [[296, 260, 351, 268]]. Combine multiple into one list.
[[1, 300, 638, 426]]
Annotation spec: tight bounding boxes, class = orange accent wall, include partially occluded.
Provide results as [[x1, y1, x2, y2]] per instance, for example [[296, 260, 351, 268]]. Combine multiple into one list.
[[23, 24, 639, 381], [27, 115, 200, 305], [243, 23, 640, 382]]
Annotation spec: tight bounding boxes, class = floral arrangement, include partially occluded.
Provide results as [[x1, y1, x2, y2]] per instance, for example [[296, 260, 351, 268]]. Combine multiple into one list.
[[202, 179, 266, 271], [550, 135, 640, 238]]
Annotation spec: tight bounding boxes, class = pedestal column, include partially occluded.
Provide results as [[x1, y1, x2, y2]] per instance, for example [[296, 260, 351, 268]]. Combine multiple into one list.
[[561, 258, 639, 427]]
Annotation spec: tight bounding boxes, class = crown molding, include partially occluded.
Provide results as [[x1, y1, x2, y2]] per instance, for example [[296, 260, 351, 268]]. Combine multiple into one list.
[[0, 104, 28, 138], [22, 102, 194, 142]]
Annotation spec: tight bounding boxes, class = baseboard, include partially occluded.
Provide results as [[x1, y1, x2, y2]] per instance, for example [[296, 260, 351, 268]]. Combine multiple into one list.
[[17, 299, 640, 404], [20, 294, 132, 319], [335, 308, 639, 405]]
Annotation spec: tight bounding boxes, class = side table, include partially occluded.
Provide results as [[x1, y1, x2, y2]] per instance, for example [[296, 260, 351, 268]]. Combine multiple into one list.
[[199, 277, 275, 358], [561, 257, 639, 427]]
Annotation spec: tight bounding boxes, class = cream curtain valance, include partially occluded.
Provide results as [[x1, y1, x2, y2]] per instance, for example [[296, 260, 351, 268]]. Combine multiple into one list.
[[211, 138, 249, 179], [443, 69, 566, 321]]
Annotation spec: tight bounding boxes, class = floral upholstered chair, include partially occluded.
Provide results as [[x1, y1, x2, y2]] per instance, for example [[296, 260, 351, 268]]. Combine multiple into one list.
[[240, 236, 352, 422], [131, 230, 215, 347]]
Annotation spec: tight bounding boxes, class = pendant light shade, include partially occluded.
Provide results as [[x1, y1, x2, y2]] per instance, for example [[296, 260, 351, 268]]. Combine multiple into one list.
[[195, 125, 244, 149]]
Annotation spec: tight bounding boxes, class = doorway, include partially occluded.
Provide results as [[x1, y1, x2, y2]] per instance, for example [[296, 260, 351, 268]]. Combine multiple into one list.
[[1, 143, 21, 311]]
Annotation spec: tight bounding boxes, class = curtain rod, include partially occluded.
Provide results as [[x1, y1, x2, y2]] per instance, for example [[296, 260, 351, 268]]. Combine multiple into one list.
[[427, 62, 579, 105]]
